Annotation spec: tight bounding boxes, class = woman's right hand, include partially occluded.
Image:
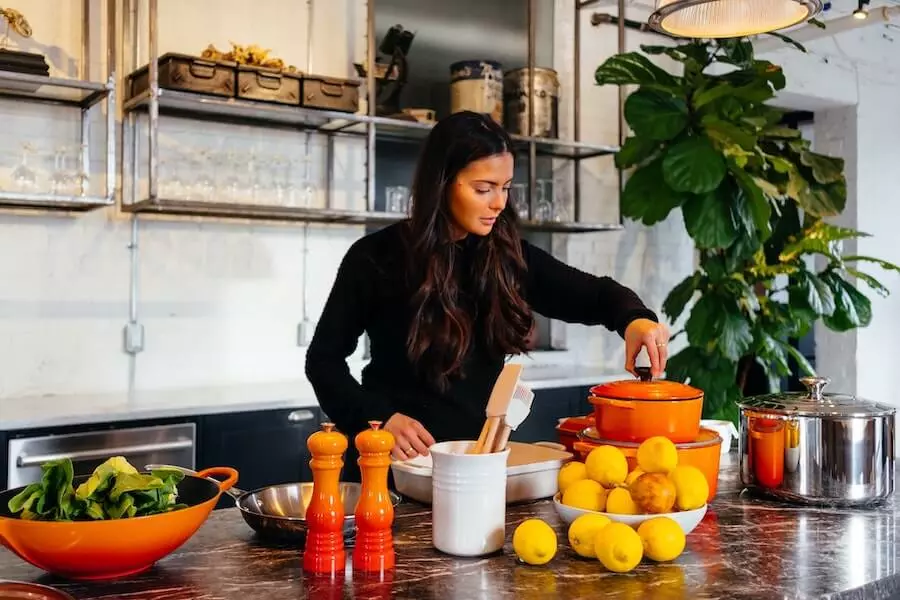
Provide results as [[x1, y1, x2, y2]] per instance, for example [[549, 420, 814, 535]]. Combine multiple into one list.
[[383, 413, 436, 461]]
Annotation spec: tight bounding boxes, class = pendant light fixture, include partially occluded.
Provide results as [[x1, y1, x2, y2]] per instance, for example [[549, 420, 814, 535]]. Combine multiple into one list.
[[648, 0, 824, 39]]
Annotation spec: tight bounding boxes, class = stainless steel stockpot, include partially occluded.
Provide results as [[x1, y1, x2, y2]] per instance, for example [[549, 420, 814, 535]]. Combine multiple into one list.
[[738, 376, 895, 507]]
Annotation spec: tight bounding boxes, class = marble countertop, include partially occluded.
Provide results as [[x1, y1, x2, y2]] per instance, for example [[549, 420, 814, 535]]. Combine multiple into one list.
[[0, 361, 625, 431], [2, 461, 898, 599]]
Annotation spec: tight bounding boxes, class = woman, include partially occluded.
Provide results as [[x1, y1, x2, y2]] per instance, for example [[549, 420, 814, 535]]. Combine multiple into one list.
[[305, 111, 669, 466]]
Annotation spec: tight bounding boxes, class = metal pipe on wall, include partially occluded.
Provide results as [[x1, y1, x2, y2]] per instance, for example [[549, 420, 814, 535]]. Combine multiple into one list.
[[616, 0, 625, 226], [366, 0, 377, 212], [527, 0, 537, 220], [573, 0, 581, 222]]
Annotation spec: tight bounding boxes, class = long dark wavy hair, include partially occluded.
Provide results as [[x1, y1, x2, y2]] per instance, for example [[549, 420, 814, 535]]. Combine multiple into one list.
[[404, 111, 534, 391]]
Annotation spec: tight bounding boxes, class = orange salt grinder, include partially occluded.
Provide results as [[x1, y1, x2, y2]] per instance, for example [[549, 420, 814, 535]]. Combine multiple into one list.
[[303, 422, 348, 575], [353, 420, 396, 573]]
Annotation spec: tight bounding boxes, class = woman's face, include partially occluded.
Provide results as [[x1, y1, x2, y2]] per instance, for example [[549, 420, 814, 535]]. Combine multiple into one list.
[[448, 152, 513, 238]]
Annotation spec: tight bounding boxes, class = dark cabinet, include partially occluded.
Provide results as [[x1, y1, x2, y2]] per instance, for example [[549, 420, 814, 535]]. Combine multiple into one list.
[[510, 385, 592, 445], [197, 407, 322, 505]]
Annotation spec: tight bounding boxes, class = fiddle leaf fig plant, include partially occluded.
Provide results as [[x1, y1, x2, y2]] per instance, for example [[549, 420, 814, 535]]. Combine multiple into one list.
[[595, 39, 900, 422]]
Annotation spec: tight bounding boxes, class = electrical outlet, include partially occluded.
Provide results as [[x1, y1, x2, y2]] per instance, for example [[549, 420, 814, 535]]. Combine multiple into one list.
[[124, 322, 145, 354]]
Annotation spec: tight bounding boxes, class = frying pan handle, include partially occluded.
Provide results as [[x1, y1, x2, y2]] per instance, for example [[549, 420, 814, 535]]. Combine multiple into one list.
[[197, 467, 239, 493]]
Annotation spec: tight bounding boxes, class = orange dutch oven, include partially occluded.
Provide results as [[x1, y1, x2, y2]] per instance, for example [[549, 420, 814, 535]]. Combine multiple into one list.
[[0, 466, 238, 581], [589, 369, 704, 443]]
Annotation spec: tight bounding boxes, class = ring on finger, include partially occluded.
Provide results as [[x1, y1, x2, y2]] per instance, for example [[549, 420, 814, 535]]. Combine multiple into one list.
[[405, 447, 416, 455]]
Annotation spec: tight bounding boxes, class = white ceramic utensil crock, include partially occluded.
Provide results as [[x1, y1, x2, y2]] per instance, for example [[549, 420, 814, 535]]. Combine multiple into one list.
[[430, 441, 509, 557]]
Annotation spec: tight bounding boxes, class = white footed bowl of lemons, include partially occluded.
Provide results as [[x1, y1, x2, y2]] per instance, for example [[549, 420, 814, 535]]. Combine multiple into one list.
[[553, 436, 711, 537], [552, 494, 707, 534]]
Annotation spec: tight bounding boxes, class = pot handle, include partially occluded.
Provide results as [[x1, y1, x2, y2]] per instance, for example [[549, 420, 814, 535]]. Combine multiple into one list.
[[197, 466, 239, 494], [591, 396, 636, 410], [634, 366, 653, 382]]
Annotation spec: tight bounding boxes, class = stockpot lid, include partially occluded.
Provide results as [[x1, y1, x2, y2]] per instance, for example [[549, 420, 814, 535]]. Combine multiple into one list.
[[738, 376, 896, 418]]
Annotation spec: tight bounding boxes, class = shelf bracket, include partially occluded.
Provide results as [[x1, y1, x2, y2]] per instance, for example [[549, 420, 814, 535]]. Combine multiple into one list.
[[123, 322, 145, 354]]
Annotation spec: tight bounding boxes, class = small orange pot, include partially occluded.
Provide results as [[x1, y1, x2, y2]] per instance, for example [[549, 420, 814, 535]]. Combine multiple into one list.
[[0, 467, 238, 581], [574, 428, 722, 502], [589, 375, 703, 443], [555, 414, 595, 453]]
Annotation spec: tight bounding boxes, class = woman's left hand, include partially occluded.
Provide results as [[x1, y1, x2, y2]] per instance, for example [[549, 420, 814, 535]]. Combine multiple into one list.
[[624, 318, 670, 379]]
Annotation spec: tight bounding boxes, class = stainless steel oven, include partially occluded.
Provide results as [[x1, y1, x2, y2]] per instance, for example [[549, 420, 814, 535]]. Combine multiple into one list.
[[7, 423, 196, 489]]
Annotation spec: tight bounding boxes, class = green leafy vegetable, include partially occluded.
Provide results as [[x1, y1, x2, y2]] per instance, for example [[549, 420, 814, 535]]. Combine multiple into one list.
[[8, 456, 187, 521]]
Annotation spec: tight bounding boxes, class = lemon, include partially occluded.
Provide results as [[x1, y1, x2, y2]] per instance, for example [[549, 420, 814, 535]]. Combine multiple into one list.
[[561, 479, 607, 512], [513, 518, 558, 565], [595, 522, 643, 573], [585, 445, 628, 487], [605, 487, 638, 515], [625, 467, 645, 488], [558, 461, 588, 494], [637, 517, 686, 562], [668, 465, 709, 510], [636, 436, 679, 474], [567, 513, 611, 558]]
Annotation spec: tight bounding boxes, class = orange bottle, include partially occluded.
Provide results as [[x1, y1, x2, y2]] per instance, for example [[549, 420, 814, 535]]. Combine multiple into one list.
[[303, 422, 348, 575], [352, 420, 396, 573]]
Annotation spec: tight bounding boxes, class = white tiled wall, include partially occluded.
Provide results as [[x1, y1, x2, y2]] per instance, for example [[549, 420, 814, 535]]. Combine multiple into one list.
[[0, 0, 367, 398]]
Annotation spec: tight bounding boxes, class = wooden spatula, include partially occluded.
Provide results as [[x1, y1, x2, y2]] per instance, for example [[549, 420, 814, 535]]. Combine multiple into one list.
[[471, 363, 522, 454]]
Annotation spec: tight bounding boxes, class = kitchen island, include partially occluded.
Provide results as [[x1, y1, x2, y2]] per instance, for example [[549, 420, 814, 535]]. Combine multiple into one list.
[[1, 462, 898, 600]]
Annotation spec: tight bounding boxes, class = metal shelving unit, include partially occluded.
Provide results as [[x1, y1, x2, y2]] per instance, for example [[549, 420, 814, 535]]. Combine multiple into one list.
[[0, 0, 116, 212], [117, 0, 622, 232]]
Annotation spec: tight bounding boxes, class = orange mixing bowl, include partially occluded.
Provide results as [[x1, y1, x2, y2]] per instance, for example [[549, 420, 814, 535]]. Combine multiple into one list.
[[0, 466, 237, 581], [574, 428, 722, 501]]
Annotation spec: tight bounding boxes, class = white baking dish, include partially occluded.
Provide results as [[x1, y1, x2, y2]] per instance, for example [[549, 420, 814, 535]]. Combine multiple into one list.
[[390, 441, 572, 504]]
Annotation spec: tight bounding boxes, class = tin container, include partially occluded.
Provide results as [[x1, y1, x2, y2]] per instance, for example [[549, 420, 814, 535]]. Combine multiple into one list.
[[503, 67, 560, 138], [236, 65, 302, 105], [449, 60, 503, 125], [127, 53, 236, 100], [738, 375, 895, 506]]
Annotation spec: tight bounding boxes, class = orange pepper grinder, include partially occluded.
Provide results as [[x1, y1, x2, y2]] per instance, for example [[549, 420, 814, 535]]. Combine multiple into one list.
[[353, 420, 396, 572], [303, 422, 348, 575]]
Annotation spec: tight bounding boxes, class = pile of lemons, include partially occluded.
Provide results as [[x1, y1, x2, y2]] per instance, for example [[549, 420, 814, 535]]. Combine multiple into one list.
[[511, 436, 710, 572]]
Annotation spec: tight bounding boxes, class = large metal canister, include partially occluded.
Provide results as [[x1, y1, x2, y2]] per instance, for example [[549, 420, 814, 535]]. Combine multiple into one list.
[[503, 67, 560, 138], [450, 60, 503, 125]]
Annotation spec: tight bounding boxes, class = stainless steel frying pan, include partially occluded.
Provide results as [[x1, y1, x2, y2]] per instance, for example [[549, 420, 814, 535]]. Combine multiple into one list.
[[146, 464, 401, 543]]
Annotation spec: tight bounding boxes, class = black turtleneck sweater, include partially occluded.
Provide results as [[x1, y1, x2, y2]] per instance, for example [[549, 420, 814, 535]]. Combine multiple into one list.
[[304, 222, 658, 443]]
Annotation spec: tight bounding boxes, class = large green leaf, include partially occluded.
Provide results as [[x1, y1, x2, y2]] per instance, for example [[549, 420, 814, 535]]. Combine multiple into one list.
[[641, 42, 711, 66], [779, 221, 869, 262], [761, 126, 801, 139], [822, 271, 873, 331], [621, 158, 688, 225], [782, 342, 816, 376], [800, 150, 845, 184], [624, 89, 689, 141], [615, 136, 660, 169], [720, 60, 787, 91], [843, 255, 900, 274], [718, 40, 754, 68], [789, 270, 836, 316], [663, 137, 726, 194], [686, 294, 753, 361], [729, 164, 772, 240], [702, 116, 758, 151], [663, 272, 703, 322], [682, 190, 739, 249], [595, 52, 680, 92], [845, 267, 890, 297]]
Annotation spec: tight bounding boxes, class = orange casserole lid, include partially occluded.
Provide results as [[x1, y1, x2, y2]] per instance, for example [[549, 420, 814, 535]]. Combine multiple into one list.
[[590, 368, 702, 401]]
